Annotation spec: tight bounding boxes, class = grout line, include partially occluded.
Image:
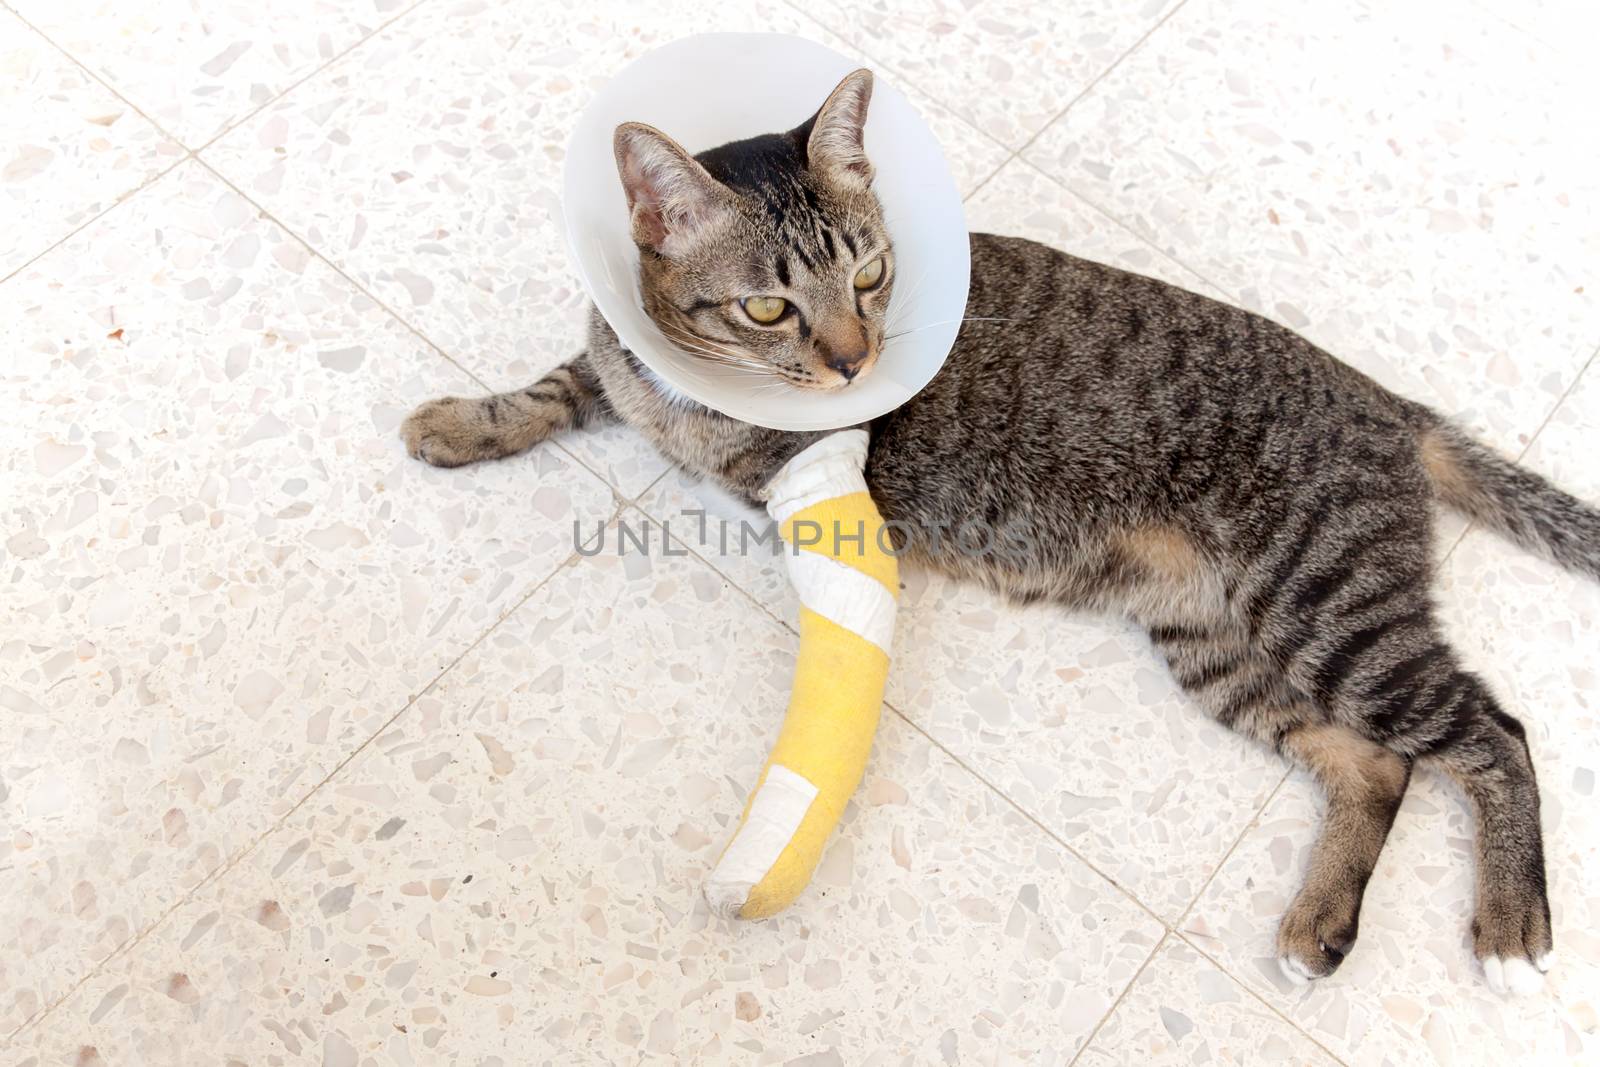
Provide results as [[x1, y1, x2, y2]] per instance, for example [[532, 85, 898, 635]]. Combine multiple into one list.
[[617, 493, 1304, 1063], [1174, 768, 1292, 929], [0, 3, 194, 287], [964, 0, 1196, 204], [621, 491, 1241, 948], [0, 0, 431, 284], [4, 496, 626, 1045], [190, 157, 621, 494], [1020, 158, 1242, 295], [629, 466, 675, 509], [0, 154, 189, 287], [1461, 0, 1571, 58], [1510, 342, 1599, 466], [1010, 0, 1196, 162], [777, 0, 1192, 209], [10, 0, 1586, 1053], [8, 0, 432, 155], [960, 159, 1009, 206], [620, 491, 1168, 929], [718, 572, 1342, 1062], [621, 499, 800, 636], [884, 703, 1168, 931], [1146, 343, 1600, 1056], [6, 2, 187, 146], [191, 166, 483, 384], [775, 0, 1013, 161], [1065, 931, 1169, 1067], [883, 698, 1363, 1067], [1403, 339, 1599, 567], [190, 0, 435, 156], [1176, 931, 1352, 1066], [617, 494, 1236, 1060], [627, 475, 1442, 1066], [4, 1, 635, 1034]]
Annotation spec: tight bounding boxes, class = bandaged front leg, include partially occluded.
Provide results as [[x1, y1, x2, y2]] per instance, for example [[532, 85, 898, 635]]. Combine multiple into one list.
[[705, 429, 898, 920]]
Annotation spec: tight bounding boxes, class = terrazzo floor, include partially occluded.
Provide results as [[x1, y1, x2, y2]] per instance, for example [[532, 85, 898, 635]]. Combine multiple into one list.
[[3, 0, 1598, 1064]]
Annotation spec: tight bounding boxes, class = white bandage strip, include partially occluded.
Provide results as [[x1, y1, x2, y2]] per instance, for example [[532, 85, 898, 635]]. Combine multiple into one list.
[[765, 429, 871, 526], [704, 764, 820, 918], [784, 551, 897, 654]]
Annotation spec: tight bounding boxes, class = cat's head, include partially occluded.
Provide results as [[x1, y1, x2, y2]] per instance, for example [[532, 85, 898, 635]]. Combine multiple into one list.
[[613, 69, 892, 391]]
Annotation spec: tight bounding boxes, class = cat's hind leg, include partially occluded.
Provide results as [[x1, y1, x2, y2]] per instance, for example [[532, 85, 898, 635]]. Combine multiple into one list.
[[1152, 622, 1407, 982], [403, 353, 613, 468], [1271, 721, 1411, 983], [1429, 689, 1553, 995], [1282, 595, 1552, 995]]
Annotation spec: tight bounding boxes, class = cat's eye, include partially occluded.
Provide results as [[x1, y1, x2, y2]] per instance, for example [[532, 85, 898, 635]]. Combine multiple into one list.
[[742, 296, 788, 324], [853, 256, 886, 291]]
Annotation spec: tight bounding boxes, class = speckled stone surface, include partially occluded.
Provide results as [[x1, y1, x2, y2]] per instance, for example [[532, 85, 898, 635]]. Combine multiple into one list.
[[10, 0, 414, 148], [0, 163, 615, 1037], [13, 540, 1163, 1065], [812, 0, 1184, 149], [1025, 0, 1600, 454], [0, 11, 180, 278], [5, 1, 1600, 1063], [964, 159, 1226, 300], [1078, 937, 1342, 1065], [1469, 0, 1600, 62]]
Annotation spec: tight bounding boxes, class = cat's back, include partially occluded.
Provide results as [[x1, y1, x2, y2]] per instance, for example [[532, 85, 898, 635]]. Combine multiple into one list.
[[866, 231, 1418, 530]]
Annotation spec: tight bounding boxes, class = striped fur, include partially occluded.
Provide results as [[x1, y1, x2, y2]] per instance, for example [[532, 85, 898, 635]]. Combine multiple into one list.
[[401, 73, 1600, 992]]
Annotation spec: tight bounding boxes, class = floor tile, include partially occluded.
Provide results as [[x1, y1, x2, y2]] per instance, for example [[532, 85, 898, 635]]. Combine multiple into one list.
[[0, 11, 180, 279], [805, 0, 1182, 150], [1026, 0, 1600, 453], [14, 537, 1162, 1064], [1468, 0, 1600, 64], [11, 0, 413, 148], [0, 162, 615, 1037], [964, 159, 1223, 298], [889, 574, 1285, 925], [817, 38, 1012, 201], [11, 1, 1598, 1061], [1184, 365, 1600, 1064], [637, 473, 794, 615], [1078, 937, 1339, 1066]]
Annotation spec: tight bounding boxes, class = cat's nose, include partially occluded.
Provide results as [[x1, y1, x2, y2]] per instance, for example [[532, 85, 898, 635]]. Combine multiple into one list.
[[826, 350, 869, 381]]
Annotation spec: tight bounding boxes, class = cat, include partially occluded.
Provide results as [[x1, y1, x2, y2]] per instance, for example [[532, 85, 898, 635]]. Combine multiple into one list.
[[400, 69, 1600, 996]]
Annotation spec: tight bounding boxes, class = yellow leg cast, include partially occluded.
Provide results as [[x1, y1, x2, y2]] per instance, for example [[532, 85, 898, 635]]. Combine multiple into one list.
[[705, 430, 898, 920]]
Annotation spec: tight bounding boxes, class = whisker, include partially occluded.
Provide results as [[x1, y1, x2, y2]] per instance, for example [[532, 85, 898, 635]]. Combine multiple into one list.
[[657, 325, 750, 358], [884, 261, 936, 322], [656, 324, 771, 373], [884, 316, 1018, 342], [670, 351, 766, 375], [662, 349, 766, 374]]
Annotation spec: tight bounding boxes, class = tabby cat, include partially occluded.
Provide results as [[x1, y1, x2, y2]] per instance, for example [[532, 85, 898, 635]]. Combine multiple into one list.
[[401, 70, 1600, 995]]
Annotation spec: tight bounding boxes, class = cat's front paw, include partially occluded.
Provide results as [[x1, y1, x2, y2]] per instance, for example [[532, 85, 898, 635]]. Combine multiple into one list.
[[1276, 885, 1360, 986], [401, 396, 492, 468], [1473, 887, 1553, 997]]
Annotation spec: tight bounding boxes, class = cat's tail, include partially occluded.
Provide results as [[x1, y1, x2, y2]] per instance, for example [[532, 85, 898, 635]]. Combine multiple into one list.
[[1420, 421, 1600, 581]]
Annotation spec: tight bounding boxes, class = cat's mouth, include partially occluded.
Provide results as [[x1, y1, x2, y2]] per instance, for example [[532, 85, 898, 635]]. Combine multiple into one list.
[[782, 350, 880, 391]]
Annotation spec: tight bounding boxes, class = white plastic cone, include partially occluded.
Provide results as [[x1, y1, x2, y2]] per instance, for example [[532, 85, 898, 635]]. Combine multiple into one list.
[[562, 33, 970, 431]]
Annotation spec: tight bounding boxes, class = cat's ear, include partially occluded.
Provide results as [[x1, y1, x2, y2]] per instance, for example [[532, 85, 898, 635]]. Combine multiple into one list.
[[614, 122, 735, 256], [805, 68, 874, 190]]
